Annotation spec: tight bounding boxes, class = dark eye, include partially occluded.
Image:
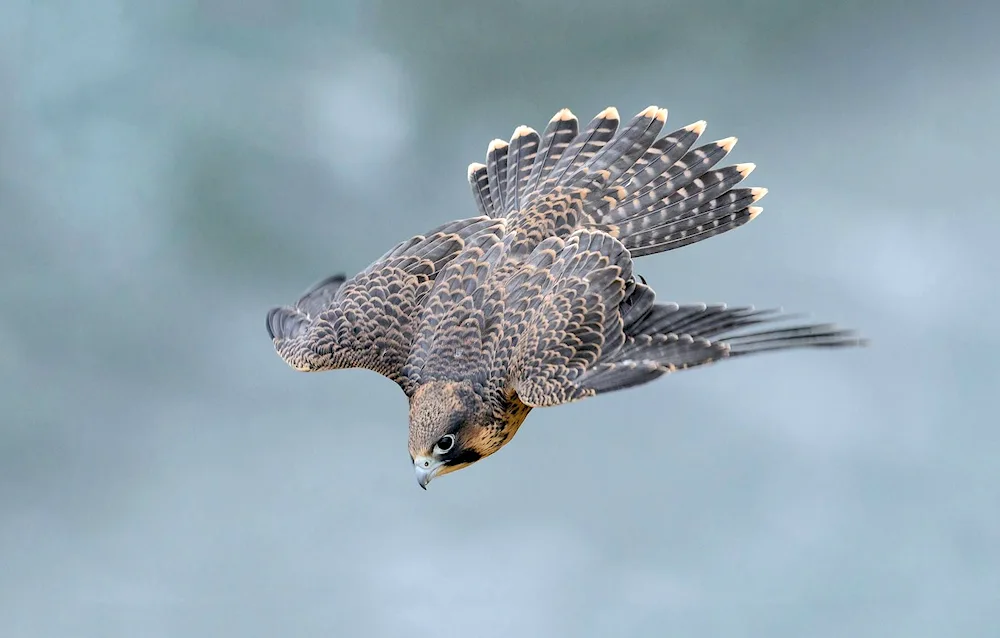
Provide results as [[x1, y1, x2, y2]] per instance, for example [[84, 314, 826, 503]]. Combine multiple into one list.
[[434, 434, 455, 454]]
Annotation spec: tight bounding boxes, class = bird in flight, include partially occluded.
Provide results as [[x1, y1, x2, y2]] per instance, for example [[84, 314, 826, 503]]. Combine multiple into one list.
[[267, 104, 863, 489]]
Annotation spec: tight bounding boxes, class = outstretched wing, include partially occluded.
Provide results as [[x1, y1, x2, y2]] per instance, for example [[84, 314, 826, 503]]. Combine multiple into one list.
[[266, 217, 503, 395], [502, 231, 863, 408], [573, 282, 863, 398]]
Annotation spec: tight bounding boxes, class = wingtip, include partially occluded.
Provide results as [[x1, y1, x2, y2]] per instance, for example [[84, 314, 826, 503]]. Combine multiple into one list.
[[717, 136, 738, 152], [655, 107, 668, 123], [748, 205, 763, 220], [266, 307, 281, 341], [467, 162, 486, 181], [685, 120, 707, 135], [736, 162, 756, 178], [751, 187, 769, 202], [551, 108, 576, 122]]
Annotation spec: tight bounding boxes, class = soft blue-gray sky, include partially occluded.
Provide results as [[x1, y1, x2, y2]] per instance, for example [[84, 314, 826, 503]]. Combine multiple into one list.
[[2, 1, 997, 636]]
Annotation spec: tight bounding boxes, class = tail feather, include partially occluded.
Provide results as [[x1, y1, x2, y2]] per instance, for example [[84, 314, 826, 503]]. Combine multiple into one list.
[[468, 162, 491, 218], [468, 105, 767, 256], [522, 109, 579, 205], [503, 126, 541, 216], [541, 107, 620, 196], [608, 163, 755, 227], [485, 139, 509, 217], [539, 106, 621, 194], [624, 186, 766, 256], [588, 106, 667, 187], [578, 106, 667, 209], [629, 206, 763, 256], [618, 136, 737, 214], [611, 121, 706, 204]]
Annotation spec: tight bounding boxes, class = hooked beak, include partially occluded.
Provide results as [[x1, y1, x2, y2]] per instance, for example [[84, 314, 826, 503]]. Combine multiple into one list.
[[414, 456, 441, 490]]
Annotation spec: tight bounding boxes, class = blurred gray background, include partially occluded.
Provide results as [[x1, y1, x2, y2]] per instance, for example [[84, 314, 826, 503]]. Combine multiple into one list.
[[2, 0, 997, 636]]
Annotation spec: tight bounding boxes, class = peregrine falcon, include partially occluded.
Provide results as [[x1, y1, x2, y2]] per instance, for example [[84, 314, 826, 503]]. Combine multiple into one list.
[[266, 105, 863, 489]]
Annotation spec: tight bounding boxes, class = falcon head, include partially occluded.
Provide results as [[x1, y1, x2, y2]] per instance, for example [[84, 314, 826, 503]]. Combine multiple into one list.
[[407, 381, 523, 489]]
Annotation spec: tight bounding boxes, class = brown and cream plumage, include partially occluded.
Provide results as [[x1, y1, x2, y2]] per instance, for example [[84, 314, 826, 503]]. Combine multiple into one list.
[[267, 104, 864, 488]]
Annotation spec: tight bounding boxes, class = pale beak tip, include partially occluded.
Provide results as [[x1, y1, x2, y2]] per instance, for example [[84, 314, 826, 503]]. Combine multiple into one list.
[[413, 457, 441, 490], [415, 462, 434, 490]]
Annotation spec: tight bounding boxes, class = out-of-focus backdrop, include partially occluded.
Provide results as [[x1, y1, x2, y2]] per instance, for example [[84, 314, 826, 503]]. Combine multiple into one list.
[[2, 1, 997, 636]]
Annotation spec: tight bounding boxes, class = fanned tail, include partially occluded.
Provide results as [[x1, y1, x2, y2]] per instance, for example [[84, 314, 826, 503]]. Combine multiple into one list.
[[588, 108, 766, 256], [466, 105, 767, 256]]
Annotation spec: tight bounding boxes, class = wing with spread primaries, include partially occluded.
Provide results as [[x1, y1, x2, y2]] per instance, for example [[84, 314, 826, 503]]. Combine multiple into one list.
[[266, 217, 504, 395], [504, 232, 864, 408]]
